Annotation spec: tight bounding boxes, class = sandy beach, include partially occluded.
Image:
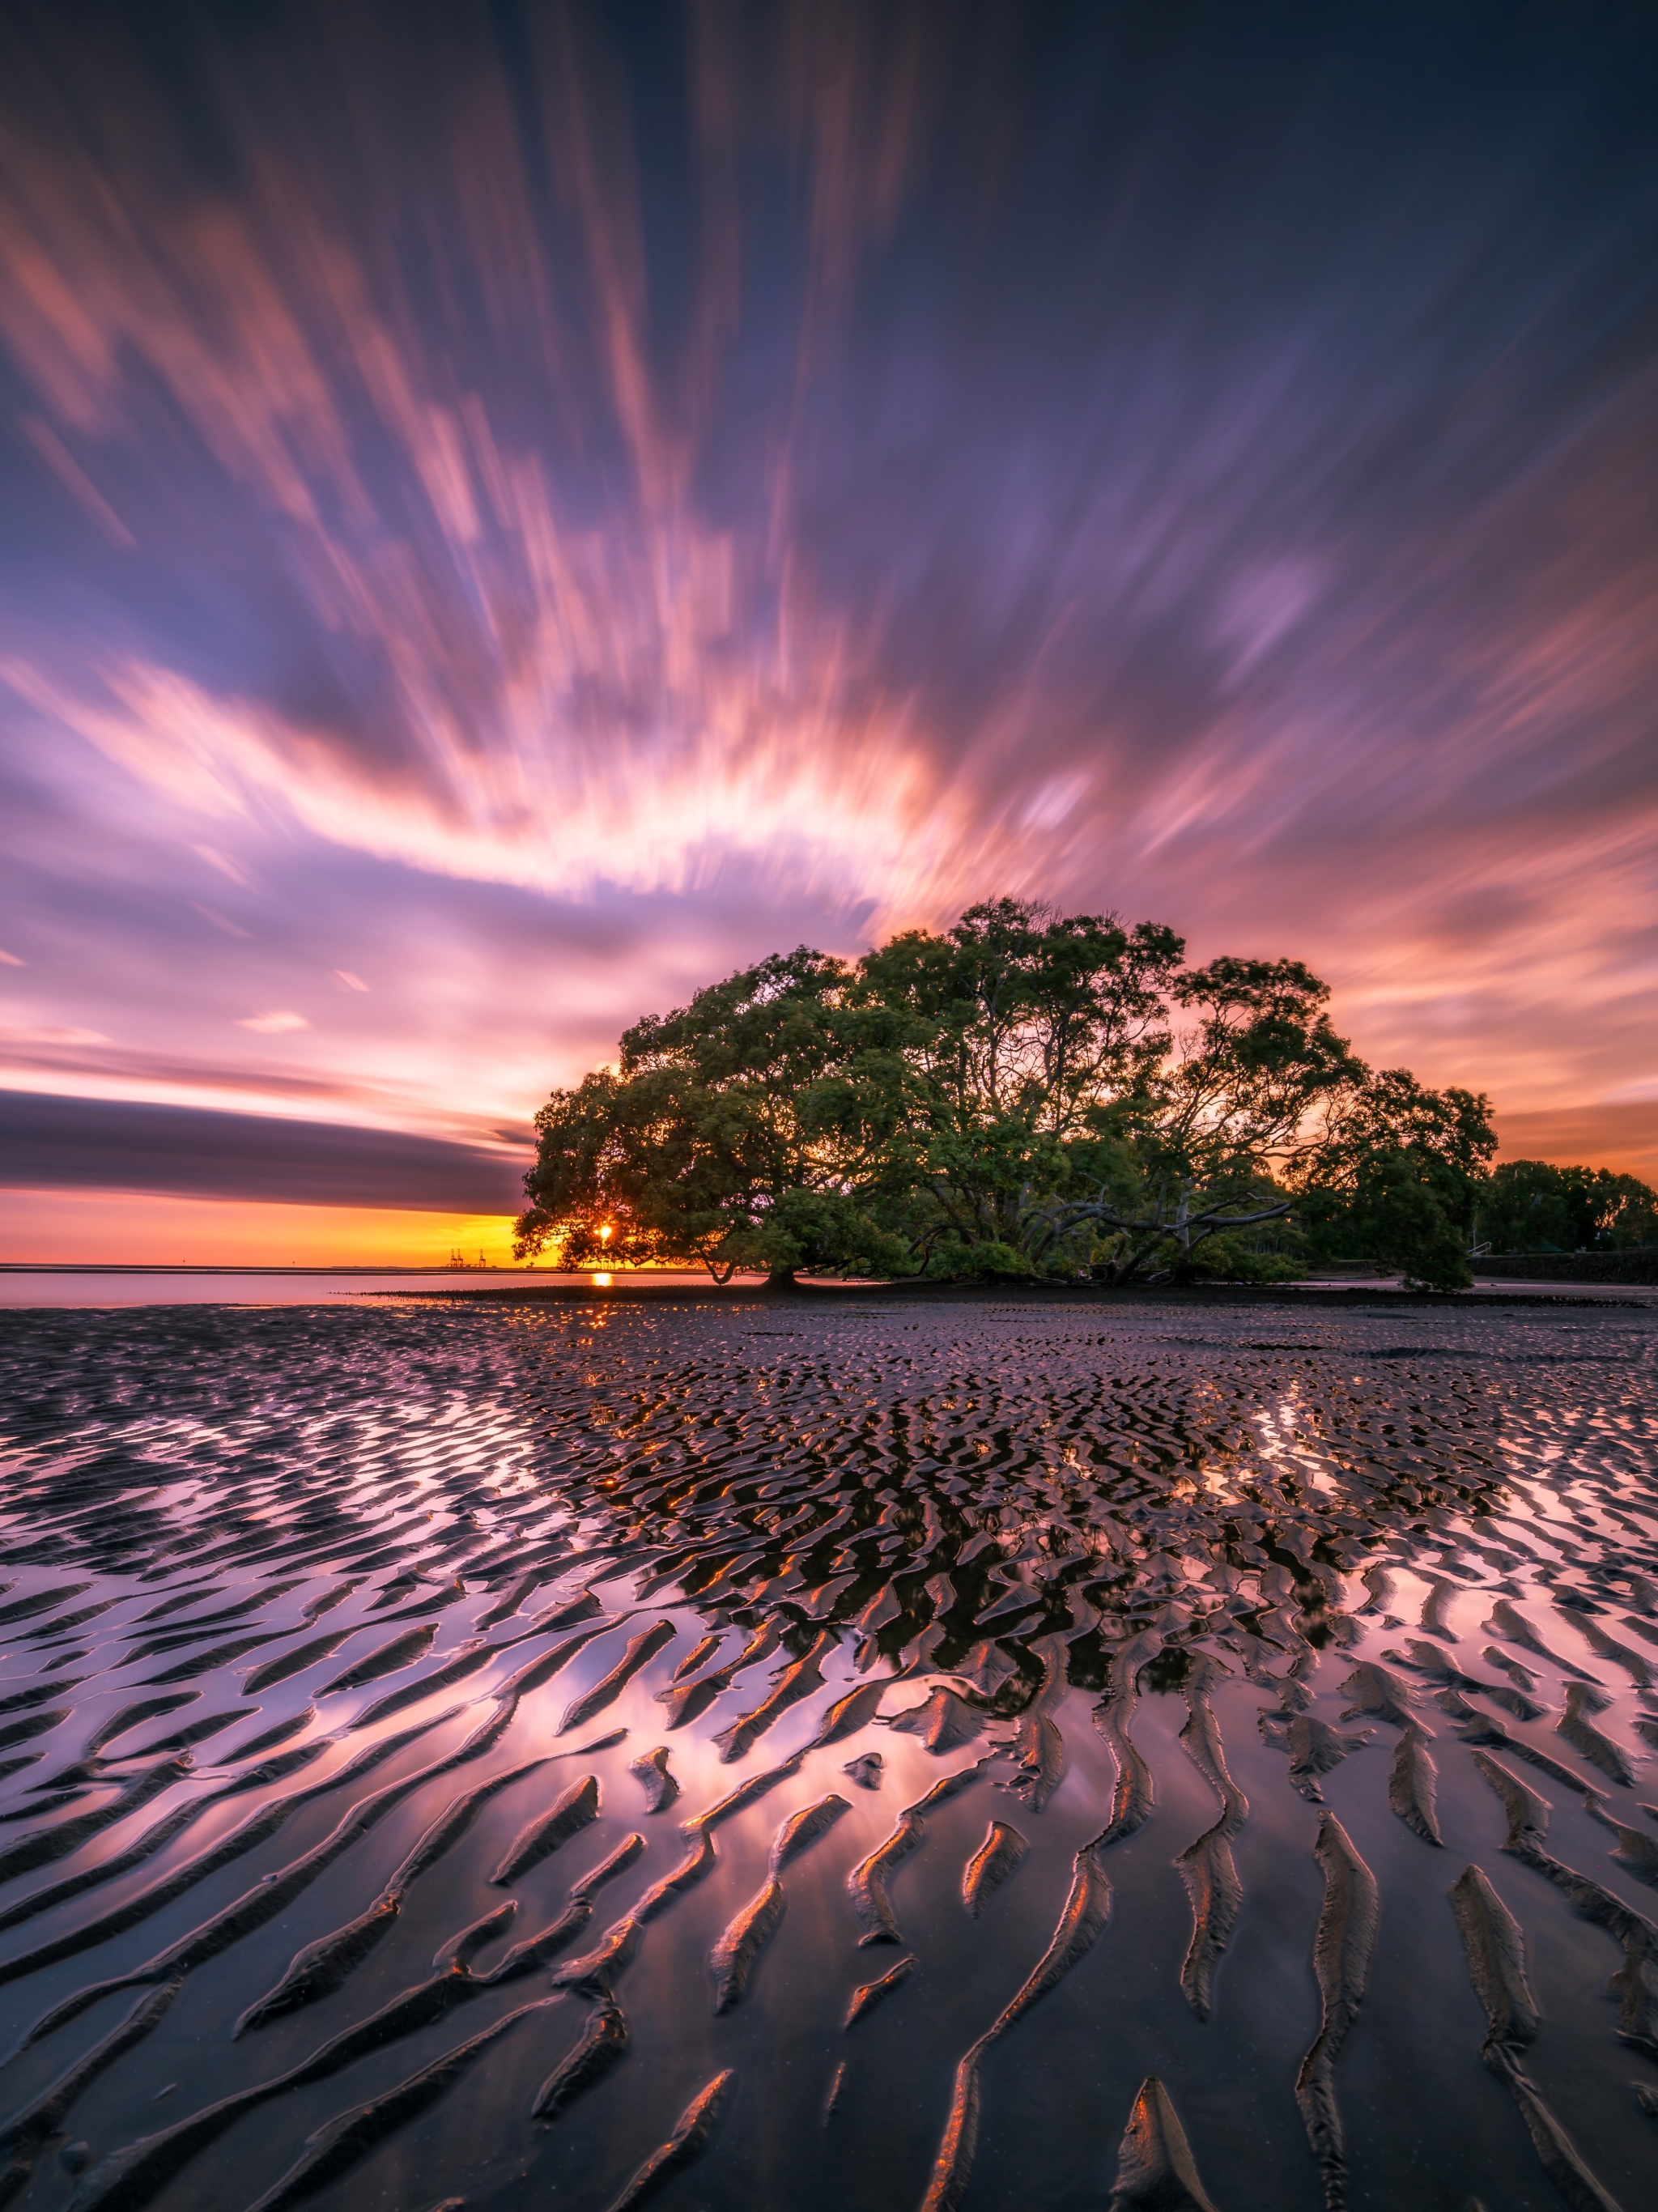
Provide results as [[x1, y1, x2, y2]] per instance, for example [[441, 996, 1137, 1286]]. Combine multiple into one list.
[[0, 1291, 1653, 2211]]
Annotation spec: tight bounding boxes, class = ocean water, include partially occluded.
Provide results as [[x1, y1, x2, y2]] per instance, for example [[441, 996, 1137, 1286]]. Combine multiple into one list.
[[0, 1294, 1653, 2211], [0, 1272, 712, 1309]]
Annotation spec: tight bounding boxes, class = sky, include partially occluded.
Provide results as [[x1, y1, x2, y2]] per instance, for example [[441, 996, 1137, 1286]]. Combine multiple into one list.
[[2, 0, 1656, 1264]]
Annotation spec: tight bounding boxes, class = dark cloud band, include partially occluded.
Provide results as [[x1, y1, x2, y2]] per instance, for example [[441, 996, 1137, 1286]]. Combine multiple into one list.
[[0, 1092, 527, 1213]]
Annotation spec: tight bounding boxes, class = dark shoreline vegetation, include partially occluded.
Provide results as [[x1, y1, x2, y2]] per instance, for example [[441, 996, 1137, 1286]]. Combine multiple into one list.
[[424, 1278, 1656, 1312], [0, 1294, 1654, 2210], [514, 900, 1657, 1297]]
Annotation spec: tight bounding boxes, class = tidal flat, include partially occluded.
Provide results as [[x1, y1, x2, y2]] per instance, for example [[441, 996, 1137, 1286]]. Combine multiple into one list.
[[0, 1294, 1655, 2212]]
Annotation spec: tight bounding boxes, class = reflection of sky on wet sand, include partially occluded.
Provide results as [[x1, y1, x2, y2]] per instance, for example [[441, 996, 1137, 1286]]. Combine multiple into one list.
[[0, 1297, 1655, 2206], [2, 4, 1658, 1252]]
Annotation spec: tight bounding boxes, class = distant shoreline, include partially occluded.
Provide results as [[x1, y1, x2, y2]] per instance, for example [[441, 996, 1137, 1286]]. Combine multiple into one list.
[[0, 1262, 577, 1276], [404, 1277, 1653, 1311], [2, 1265, 1650, 1312]]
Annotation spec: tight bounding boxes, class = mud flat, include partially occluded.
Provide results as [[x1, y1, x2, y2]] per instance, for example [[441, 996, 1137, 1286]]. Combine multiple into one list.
[[0, 1294, 1655, 2210]]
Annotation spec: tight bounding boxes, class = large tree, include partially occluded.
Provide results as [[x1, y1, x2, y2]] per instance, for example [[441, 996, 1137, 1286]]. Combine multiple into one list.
[[516, 897, 1495, 1287]]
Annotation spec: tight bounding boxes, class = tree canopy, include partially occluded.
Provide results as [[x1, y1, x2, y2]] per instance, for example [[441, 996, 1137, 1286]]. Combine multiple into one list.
[[1289, 1069, 1496, 1291], [513, 896, 1601, 1292], [1478, 1159, 1657, 1254]]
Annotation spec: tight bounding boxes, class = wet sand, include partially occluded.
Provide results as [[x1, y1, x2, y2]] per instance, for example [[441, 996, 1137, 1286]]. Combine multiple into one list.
[[0, 1293, 1654, 2210]]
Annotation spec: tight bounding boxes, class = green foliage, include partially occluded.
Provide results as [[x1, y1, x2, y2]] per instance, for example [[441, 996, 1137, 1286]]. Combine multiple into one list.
[[521, 896, 1212, 1281], [1179, 1227, 1306, 1283], [1479, 1159, 1657, 1253], [1291, 1071, 1495, 1290], [516, 947, 912, 1282], [514, 896, 1611, 1295], [1078, 955, 1364, 1279]]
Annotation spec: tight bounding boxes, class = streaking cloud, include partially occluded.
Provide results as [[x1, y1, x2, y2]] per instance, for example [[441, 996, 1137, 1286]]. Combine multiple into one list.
[[1, 1, 1655, 1215]]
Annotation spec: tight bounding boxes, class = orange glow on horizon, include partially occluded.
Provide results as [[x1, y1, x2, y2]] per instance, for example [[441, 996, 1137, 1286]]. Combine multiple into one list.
[[0, 1188, 521, 1269]]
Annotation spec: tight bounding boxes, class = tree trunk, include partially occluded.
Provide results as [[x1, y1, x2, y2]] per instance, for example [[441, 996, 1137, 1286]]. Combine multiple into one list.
[[766, 1267, 799, 1290]]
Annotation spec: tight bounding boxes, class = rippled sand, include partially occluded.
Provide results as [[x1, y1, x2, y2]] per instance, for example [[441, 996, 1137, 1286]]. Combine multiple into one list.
[[0, 1293, 1655, 2212]]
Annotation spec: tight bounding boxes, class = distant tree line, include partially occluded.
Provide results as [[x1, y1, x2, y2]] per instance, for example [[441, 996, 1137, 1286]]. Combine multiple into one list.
[[516, 899, 1653, 1294], [1475, 1159, 1656, 1258]]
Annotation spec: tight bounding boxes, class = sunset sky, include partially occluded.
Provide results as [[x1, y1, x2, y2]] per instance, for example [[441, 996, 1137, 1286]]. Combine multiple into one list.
[[2, 0, 1656, 1264]]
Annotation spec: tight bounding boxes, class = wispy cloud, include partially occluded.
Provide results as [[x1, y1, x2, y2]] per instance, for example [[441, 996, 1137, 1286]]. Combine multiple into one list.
[[0, 1023, 109, 1046], [0, 1090, 526, 1209], [191, 902, 251, 938]]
